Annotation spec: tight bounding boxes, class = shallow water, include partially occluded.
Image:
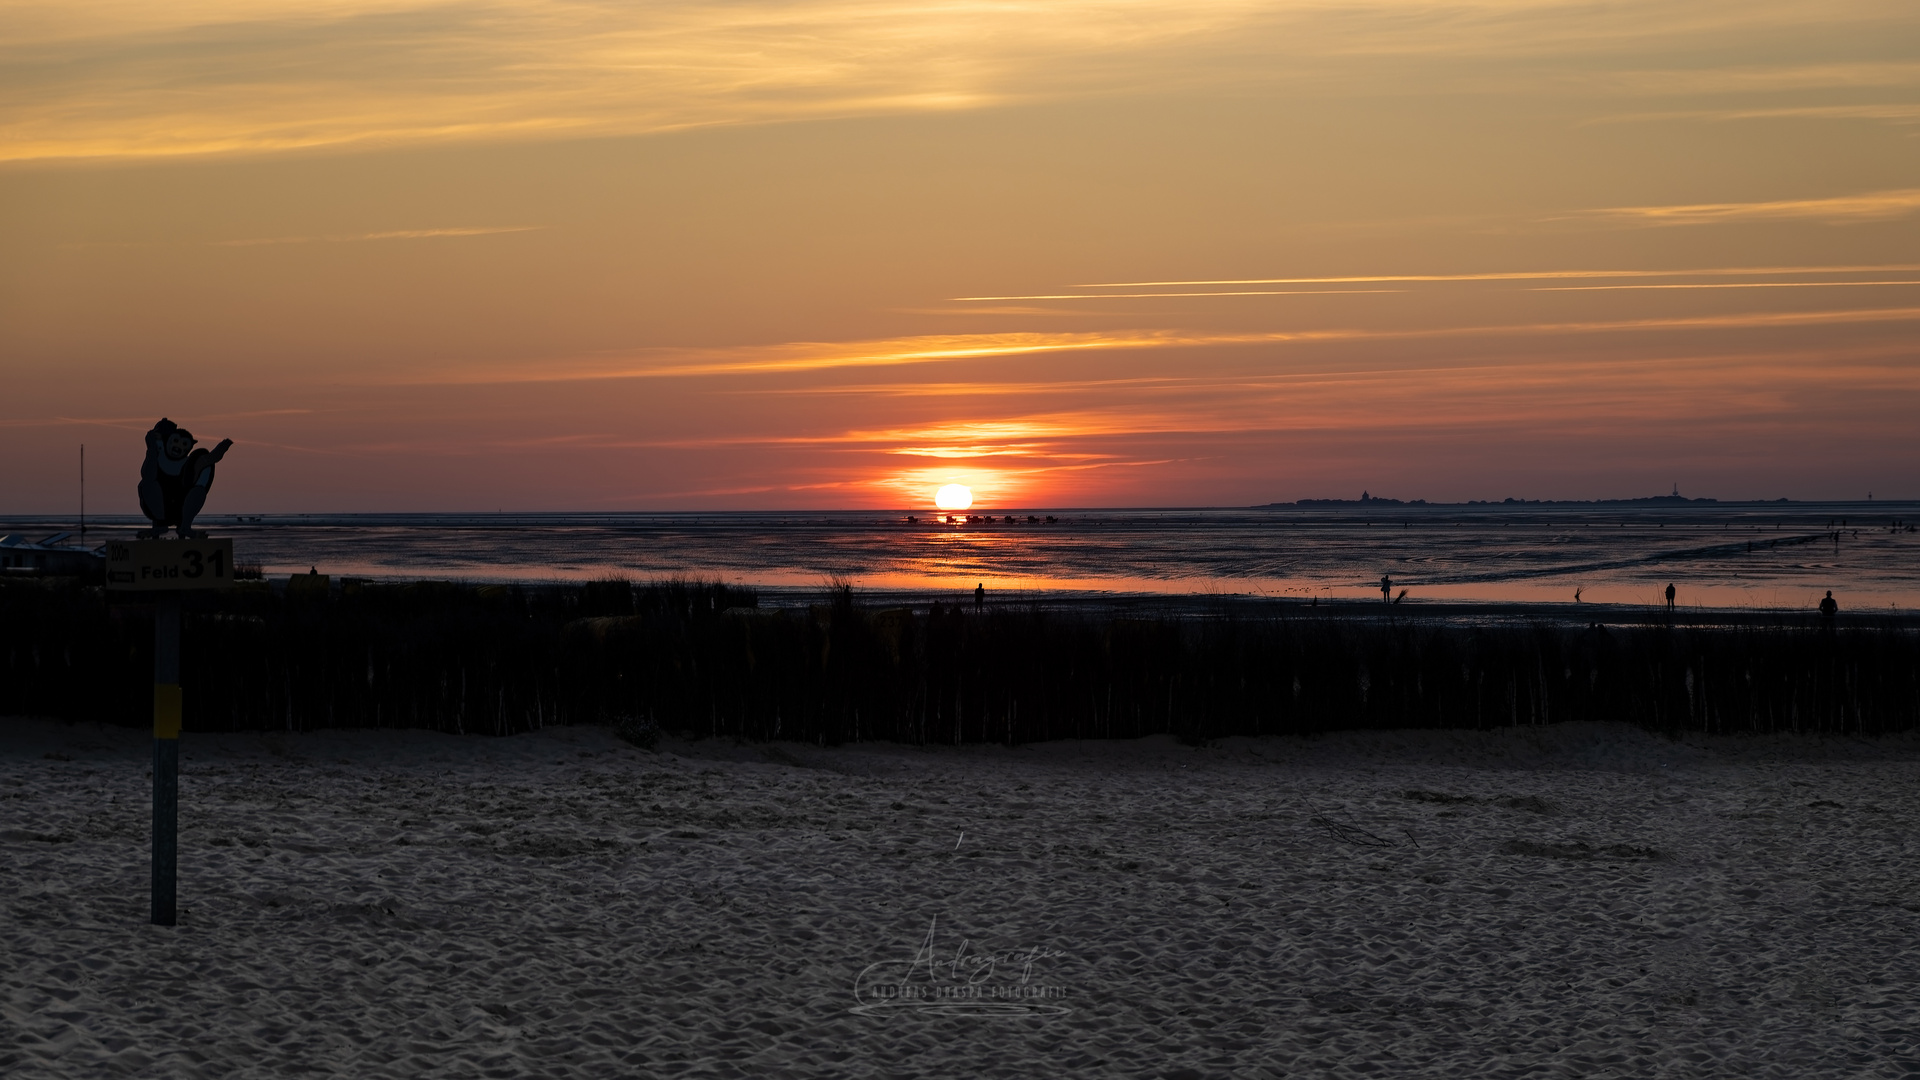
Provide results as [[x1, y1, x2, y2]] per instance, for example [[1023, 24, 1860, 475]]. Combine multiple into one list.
[[11, 501, 1917, 610]]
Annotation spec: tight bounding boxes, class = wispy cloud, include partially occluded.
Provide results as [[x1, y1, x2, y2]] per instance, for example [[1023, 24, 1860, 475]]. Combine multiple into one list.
[[1600, 61, 1920, 96], [730, 339, 1920, 404], [1075, 264, 1920, 288], [1589, 104, 1920, 126], [400, 306, 1920, 386], [730, 375, 1230, 399], [1581, 188, 1920, 226], [398, 331, 1203, 384], [951, 289, 1401, 301], [5, 1, 1910, 163], [3, 408, 316, 429], [212, 226, 539, 247], [1534, 280, 1920, 292], [0, 0, 1285, 162], [570, 344, 1920, 478]]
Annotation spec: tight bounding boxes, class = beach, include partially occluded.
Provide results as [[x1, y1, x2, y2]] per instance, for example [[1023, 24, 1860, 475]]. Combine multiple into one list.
[[5, 718, 1918, 1078], [13, 1, 1920, 1075]]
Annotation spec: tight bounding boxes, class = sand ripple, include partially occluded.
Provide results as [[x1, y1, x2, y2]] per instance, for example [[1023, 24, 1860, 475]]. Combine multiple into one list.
[[4, 720, 1919, 1077]]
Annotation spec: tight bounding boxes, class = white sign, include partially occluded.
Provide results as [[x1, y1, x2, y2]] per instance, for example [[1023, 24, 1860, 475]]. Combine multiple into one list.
[[105, 538, 237, 591]]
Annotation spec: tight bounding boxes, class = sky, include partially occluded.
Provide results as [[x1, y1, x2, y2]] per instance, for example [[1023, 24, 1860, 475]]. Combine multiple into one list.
[[3, 0, 1918, 513]]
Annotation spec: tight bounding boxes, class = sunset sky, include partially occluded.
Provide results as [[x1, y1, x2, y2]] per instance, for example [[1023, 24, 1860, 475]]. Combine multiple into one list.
[[4, 0, 1917, 512]]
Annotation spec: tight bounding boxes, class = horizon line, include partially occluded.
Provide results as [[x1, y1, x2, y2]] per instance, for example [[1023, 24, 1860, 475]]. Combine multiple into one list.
[[5, 495, 1914, 522]]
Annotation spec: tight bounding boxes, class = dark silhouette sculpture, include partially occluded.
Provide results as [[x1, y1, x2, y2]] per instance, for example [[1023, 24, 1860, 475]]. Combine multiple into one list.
[[1819, 591, 1838, 618], [138, 418, 232, 539]]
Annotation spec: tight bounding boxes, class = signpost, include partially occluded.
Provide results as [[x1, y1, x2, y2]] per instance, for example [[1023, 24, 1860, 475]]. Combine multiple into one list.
[[106, 538, 235, 926], [105, 538, 236, 591]]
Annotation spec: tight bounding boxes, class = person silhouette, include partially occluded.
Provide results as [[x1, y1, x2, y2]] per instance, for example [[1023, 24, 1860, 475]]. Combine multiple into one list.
[[1819, 591, 1838, 618], [975, 582, 985, 610], [138, 418, 232, 539], [1664, 582, 1676, 614], [1380, 574, 1392, 602]]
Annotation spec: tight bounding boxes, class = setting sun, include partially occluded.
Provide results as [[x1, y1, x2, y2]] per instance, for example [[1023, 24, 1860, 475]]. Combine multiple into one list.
[[934, 484, 973, 511]]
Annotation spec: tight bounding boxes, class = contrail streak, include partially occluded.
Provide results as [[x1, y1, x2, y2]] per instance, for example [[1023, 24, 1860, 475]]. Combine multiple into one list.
[[1070, 264, 1920, 288], [950, 289, 1401, 301], [1533, 281, 1920, 292]]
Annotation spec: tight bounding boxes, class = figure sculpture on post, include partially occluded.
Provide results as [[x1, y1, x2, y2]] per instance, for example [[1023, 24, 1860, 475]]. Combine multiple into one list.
[[138, 418, 232, 539]]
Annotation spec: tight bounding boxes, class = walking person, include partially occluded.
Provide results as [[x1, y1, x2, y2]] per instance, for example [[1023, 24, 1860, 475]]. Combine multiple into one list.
[[1664, 582, 1676, 615], [1380, 574, 1392, 603]]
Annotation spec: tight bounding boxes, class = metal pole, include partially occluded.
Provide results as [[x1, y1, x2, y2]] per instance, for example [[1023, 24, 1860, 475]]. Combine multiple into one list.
[[152, 594, 181, 926]]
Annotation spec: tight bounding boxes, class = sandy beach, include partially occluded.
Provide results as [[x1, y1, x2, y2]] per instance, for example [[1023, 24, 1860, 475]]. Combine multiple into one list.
[[4, 718, 1918, 1078]]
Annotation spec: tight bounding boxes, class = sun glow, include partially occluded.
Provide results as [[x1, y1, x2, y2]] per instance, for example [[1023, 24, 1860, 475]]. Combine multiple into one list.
[[934, 484, 973, 510]]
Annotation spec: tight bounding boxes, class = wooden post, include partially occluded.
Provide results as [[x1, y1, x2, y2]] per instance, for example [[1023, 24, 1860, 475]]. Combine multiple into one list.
[[152, 594, 181, 926], [107, 537, 234, 926]]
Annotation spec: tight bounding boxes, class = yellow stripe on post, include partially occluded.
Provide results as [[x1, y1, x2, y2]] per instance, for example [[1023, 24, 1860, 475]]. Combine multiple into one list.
[[154, 683, 182, 740]]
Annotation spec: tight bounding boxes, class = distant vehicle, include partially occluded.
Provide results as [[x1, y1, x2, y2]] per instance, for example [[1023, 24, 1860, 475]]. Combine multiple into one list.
[[0, 532, 105, 577]]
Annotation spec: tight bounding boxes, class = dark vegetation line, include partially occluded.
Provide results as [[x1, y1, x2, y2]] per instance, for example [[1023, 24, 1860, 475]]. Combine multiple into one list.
[[3, 578, 1915, 744]]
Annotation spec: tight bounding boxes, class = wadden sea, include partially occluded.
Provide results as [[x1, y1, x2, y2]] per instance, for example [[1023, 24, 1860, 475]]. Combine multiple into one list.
[[4, 502, 1918, 1077], [9, 500, 1917, 611]]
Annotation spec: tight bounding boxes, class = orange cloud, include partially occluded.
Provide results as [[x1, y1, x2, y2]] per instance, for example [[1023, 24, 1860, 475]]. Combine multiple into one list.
[[1533, 280, 1920, 292], [1581, 188, 1920, 226], [0, 0, 1292, 163], [951, 289, 1402, 301], [212, 226, 540, 247], [1074, 264, 1920, 288], [392, 306, 1920, 387]]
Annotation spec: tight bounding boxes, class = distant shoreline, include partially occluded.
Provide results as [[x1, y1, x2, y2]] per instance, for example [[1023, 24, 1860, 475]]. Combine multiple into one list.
[[6, 506, 1913, 611], [5, 499, 1920, 523], [1266, 496, 1906, 508]]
